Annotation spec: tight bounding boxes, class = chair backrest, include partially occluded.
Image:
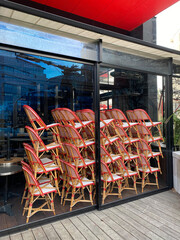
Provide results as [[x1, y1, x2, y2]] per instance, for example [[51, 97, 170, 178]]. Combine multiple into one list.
[[114, 159, 130, 177], [137, 154, 152, 173], [22, 165, 44, 195], [136, 124, 153, 140], [23, 143, 47, 174], [76, 110, 85, 121], [101, 161, 114, 181], [115, 140, 130, 159], [64, 161, 83, 186], [100, 111, 107, 120], [110, 109, 130, 126], [51, 109, 60, 123], [105, 110, 113, 119], [80, 109, 95, 121], [23, 105, 47, 130], [100, 130, 111, 145], [62, 142, 86, 167], [126, 110, 137, 122], [21, 160, 37, 185], [137, 139, 152, 154], [59, 108, 81, 124], [134, 109, 152, 123], [115, 124, 130, 142], [63, 125, 86, 147], [25, 126, 47, 153]]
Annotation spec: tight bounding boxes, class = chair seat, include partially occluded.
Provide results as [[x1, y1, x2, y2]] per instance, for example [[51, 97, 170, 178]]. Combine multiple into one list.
[[39, 142, 61, 152], [41, 157, 54, 165], [37, 122, 60, 131], [147, 152, 161, 158], [38, 176, 51, 184], [29, 175, 51, 185], [110, 154, 121, 162], [146, 136, 162, 143], [82, 120, 93, 126], [109, 136, 119, 143], [69, 177, 94, 188], [138, 167, 159, 173], [124, 137, 139, 144], [143, 122, 161, 127], [100, 119, 114, 128], [124, 153, 139, 160], [123, 170, 138, 177], [33, 183, 57, 196], [79, 140, 95, 147], [37, 163, 60, 173], [129, 122, 138, 127], [84, 158, 95, 166], [101, 174, 123, 182]]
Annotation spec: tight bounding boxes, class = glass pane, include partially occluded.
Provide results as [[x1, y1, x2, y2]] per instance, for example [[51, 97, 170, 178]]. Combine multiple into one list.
[[0, 48, 95, 229], [100, 66, 167, 205], [0, 21, 98, 61]]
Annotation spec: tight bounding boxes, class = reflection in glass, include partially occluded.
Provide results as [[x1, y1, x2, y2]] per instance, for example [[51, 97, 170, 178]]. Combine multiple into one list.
[[0, 48, 94, 228]]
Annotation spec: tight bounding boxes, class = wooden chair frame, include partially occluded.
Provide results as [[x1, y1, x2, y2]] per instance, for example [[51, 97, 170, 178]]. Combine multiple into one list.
[[63, 161, 94, 211], [136, 154, 159, 192], [22, 165, 57, 223]]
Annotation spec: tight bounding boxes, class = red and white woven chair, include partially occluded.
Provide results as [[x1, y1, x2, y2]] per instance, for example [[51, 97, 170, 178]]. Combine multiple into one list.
[[100, 145, 121, 165], [137, 139, 162, 174], [136, 123, 163, 156], [59, 124, 95, 158], [101, 161, 123, 204], [137, 154, 159, 192], [113, 140, 140, 174], [62, 142, 95, 180], [106, 108, 138, 130], [25, 126, 63, 172], [22, 164, 57, 223], [21, 160, 51, 205], [52, 108, 93, 135], [23, 143, 61, 196], [78, 109, 115, 136], [114, 159, 138, 194], [134, 109, 163, 138], [23, 105, 61, 143], [114, 124, 140, 154], [63, 161, 94, 211]]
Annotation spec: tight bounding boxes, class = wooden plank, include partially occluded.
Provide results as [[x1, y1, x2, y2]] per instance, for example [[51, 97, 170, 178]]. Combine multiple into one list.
[[115, 205, 163, 240], [42, 224, 60, 240], [61, 218, 86, 240], [78, 213, 111, 240], [0, 236, 10, 240], [103, 208, 148, 240], [70, 216, 98, 240], [86, 211, 124, 240], [8, 233, 23, 240], [140, 196, 180, 223], [52, 221, 73, 240], [32, 226, 48, 240], [21, 229, 35, 240], [125, 201, 177, 240], [133, 198, 180, 238], [93, 209, 137, 240]]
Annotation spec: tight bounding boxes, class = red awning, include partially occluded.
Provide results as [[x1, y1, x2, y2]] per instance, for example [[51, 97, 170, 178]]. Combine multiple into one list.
[[30, 0, 178, 31]]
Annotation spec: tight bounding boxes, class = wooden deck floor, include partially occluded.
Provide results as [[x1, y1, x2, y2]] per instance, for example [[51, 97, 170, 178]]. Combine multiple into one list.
[[1, 190, 180, 240]]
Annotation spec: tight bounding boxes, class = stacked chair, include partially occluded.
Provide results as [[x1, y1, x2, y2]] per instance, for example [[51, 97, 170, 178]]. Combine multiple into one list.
[[22, 104, 163, 218], [21, 105, 64, 222]]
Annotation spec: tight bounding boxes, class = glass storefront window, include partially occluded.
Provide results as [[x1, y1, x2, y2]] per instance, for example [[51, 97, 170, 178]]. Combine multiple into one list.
[[0, 48, 95, 229], [99, 66, 167, 205]]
